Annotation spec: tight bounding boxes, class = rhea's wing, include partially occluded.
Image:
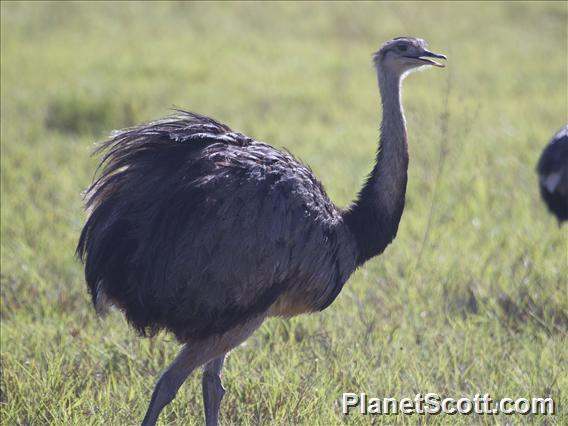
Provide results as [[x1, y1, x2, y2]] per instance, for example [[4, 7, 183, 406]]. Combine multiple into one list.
[[77, 111, 352, 340]]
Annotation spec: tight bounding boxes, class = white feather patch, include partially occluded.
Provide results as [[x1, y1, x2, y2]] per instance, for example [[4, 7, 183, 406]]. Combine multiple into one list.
[[542, 172, 562, 193]]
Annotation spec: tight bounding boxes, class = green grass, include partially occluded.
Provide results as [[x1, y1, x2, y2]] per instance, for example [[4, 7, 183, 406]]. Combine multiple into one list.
[[1, 1, 567, 425]]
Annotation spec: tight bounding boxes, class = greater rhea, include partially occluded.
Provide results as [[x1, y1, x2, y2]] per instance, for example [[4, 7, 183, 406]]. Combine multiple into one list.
[[77, 37, 446, 425], [537, 125, 568, 225]]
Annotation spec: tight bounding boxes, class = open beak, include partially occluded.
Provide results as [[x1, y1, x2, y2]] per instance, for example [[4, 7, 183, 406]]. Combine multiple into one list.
[[412, 50, 447, 68]]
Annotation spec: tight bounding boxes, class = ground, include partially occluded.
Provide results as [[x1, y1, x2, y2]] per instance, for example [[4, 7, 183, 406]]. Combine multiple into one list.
[[1, 2, 567, 425]]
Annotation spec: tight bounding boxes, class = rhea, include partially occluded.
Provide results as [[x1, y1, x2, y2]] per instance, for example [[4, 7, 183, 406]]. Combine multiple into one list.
[[537, 125, 568, 225], [77, 37, 446, 425]]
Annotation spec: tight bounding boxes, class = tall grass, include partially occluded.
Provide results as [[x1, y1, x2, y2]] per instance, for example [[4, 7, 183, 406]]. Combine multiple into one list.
[[1, 2, 567, 424]]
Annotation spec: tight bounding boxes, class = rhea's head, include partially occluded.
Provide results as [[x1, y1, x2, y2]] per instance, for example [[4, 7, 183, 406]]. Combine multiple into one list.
[[374, 37, 446, 77]]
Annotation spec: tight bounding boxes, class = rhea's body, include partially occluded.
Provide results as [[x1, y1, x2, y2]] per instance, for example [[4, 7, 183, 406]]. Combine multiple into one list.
[[78, 116, 358, 342], [537, 125, 568, 224]]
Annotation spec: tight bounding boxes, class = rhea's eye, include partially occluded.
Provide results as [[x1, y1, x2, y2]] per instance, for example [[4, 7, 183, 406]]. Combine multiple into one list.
[[397, 45, 408, 52]]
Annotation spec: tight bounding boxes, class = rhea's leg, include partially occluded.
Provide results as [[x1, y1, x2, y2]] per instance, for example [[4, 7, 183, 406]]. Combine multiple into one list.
[[140, 314, 266, 426], [202, 354, 226, 426], [141, 344, 203, 426]]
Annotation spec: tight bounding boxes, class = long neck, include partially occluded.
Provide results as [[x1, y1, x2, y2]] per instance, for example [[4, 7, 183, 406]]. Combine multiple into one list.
[[342, 69, 409, 266]]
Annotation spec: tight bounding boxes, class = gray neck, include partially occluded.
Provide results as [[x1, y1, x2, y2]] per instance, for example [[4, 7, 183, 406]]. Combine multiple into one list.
[[375, 69, 409, 215], [343, 68, 409, 265]]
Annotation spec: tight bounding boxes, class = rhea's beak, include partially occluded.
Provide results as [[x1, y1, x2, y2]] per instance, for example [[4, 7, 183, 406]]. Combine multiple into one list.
[[412, 50, 447, 68]]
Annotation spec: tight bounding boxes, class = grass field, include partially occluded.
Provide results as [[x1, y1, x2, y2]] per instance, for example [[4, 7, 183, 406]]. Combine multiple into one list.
[[1, 2, 567, 425]]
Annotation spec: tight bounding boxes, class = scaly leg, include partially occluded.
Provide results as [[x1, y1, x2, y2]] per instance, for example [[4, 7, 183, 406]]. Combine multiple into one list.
[[140, 314, 265, 426], [141, 344, 202, 426], [202, 354, 226, 426]]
